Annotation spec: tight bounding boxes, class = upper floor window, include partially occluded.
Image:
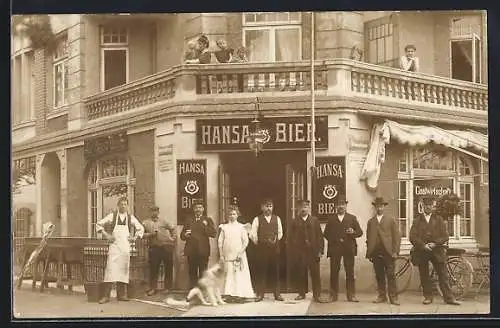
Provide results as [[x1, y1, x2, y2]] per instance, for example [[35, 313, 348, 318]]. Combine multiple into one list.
[[100, 26, 129, 91], [242, 12, 302, 62], [53, 35, 69, 108], [12, 49, 34, 125], [364, 15, 399, 67], [450, 15, 482, 83]]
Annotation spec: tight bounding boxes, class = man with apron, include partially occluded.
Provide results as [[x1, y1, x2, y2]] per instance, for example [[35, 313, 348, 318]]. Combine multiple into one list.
[[96, 197, 144, 304]]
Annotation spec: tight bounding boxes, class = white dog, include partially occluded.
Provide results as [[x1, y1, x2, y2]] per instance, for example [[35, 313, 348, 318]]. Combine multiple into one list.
[[186, 262, 226, 307]]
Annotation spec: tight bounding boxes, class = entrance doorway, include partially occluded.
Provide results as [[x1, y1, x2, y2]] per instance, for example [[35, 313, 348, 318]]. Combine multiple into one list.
[[220, 150, 307, 292]]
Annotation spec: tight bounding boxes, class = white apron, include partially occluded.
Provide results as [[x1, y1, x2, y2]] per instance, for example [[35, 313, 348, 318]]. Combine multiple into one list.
[[103, 216, 131, 283]]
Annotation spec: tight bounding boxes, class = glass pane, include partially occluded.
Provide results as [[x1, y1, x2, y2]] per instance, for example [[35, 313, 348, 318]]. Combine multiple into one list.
[[290, 12, 301, 21], [88, 164, 97, 184], [275, 12, 288, 21], [399, 200, 406, 218], [465, 201, 471, 217], [475, 37, 481, 83], [465, 184, 471, 199], [451, 40, 473, 82], [399, 181, 407, 198], [385, 35, 394, 63], [399, 219, 407, 238], [104, 50, 127, 90], [275, 28, 300, 61], [369, 40, 377, 63], [102, 183, 128, 217], [245, 29, 271, 62], [255, 13, 266, 22], [244, 13, 255, 23], [54, 63, 64, 106], [460, 218, 471, 236], [377, 38, 384, 63], [412, 148, 454, 170]]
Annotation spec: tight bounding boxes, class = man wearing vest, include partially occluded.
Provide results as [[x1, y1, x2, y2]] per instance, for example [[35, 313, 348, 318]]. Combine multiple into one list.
[[409, 197, 460, 305], [250, 198, 284, 302], [180, 199, 217, 289], [96, 197, 145, 304], [323, 195, 363, 302], [366, 197, 401, 305], [142, 205, 177, 296], [289, 200, 325, 302]]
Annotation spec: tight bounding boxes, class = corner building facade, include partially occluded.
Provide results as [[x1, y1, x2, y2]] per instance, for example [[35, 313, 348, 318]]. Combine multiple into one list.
[[12, 11, 488, 292]]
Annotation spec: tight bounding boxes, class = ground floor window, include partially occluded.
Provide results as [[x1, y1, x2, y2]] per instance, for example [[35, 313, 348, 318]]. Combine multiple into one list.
[[397, 146, 476, 243], [87, 154, 135, 237]]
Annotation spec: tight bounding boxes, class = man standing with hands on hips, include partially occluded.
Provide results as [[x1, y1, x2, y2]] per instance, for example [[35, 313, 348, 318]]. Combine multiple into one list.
[[323, 195, 363, 302], [142, 205, 177, 296], [96, 197, 144, 304], [181, 199, 217, 289], [366, 197, 401, 305]]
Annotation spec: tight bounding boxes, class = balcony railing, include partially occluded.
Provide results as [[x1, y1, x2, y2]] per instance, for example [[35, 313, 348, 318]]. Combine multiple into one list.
[[83, 59, 488, 121]]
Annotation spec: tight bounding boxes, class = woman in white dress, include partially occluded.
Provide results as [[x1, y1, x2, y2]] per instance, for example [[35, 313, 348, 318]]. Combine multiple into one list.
[[218, 205, 255, 302]]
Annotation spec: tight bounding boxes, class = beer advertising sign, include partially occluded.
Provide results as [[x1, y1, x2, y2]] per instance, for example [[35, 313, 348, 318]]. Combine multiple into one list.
[[177, 159, 207, 225], [312, 156, 346, 221], [196, 116, 328, 151], [413, 178, 453, 215]]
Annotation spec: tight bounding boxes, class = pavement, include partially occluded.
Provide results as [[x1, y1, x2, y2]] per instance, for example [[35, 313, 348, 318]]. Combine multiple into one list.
[[12, 280, 490, 319]]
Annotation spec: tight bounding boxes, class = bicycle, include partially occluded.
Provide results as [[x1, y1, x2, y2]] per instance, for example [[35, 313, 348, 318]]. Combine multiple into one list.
[[394, 247, 474, 300]]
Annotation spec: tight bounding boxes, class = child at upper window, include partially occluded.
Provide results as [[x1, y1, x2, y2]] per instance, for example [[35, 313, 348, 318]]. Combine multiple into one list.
[[214, 39, 234, 63], [184, 39, 200, 64]]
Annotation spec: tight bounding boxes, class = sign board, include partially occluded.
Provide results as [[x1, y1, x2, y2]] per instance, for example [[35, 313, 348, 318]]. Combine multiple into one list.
[[177, 159, 207, 225], [312, 156, 346, 221], [413, 178, 453, 215], [158, 144, 174, 172], [196, 116, 328, 151]]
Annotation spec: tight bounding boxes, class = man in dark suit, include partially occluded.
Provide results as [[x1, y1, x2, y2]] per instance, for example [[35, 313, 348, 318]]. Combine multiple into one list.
[[409, 197, 460, 305], [323, 195, 363, 302], [289, 200, 325, 303], [366, 197, 401, 305], [180, 200, 217, 289]]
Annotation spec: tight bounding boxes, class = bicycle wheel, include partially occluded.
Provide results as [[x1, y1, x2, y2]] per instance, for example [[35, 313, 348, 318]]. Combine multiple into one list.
[[447, 256, 474, 300], [394, 256, 413, 295]]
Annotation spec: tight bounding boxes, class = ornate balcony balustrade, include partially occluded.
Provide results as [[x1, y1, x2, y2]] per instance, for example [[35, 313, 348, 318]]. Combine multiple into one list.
[[83, 59, 488, 121]]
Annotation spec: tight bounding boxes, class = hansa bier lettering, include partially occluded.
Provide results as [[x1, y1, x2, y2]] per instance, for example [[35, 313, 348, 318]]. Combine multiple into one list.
[[316, 163, 344, 179], [201, 125, 250, 145], [178, 161, 206, 175]]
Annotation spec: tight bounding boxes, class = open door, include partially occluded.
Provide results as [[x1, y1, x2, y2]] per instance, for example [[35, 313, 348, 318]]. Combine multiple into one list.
[[285, 163, 305, 292]]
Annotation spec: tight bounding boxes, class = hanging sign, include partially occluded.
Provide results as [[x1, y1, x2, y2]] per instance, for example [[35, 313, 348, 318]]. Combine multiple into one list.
[[177, 159, 207, 225], [312, 156, 346, 221], [158, 144, 174, 172], [413, 178, 453, 215], [196, 116, 328, 151]]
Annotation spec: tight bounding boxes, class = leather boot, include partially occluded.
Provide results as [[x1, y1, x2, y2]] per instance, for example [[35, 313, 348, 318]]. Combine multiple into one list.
[[117, 282, 129, 301], [99, 282, 111, 304]]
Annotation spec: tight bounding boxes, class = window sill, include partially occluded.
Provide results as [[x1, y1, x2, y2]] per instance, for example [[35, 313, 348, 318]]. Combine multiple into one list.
[[12, 120, 36, 131], [47, 107, 69, 120]]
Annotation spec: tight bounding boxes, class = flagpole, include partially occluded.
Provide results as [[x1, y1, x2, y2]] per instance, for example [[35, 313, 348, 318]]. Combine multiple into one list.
[[310, 11, 316, 169]]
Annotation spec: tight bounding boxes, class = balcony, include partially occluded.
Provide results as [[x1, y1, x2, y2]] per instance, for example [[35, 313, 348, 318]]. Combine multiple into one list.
[[84, 59, 488, 124]]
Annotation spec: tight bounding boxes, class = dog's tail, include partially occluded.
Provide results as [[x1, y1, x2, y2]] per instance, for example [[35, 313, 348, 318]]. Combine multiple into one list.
[[163, 297, 191, 307]]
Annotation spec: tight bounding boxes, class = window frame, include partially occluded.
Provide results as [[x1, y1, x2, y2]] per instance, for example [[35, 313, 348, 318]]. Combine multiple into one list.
[[87, 154, 135, 238], [100, 47, 130, 92], [449, 34, 482, 84], [364, 15, 399, 67], [242, 12, 302, 62], [12, 49, 35, 125], [100, 26, 130, 91]]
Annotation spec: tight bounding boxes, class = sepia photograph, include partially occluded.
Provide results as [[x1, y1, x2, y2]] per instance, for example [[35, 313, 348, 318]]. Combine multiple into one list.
[[11, 10, 490, 319]]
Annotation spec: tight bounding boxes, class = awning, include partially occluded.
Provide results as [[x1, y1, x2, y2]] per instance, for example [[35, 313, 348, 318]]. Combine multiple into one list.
[[360, 120, 488, 190]]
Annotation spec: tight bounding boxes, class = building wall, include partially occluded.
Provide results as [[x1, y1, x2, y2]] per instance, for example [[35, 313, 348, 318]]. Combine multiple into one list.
[[156, 15, 184, 71], [128, 130, 156, 222], [66, 146, 88, 237]]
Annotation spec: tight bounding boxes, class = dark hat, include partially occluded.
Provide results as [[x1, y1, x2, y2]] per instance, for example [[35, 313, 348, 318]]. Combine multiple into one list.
[[422, 197, 435, 205], [261, 198, 274, 205], [192, 199, 204, 207], [335, 194, 348, 205], [372, 197, 389, 206], [150, 205, 159, 211], [298, 199, 311, 206]]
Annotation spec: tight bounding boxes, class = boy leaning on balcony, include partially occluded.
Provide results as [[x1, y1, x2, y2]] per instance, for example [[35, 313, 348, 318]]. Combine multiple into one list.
[[399, 44, 420, 72]]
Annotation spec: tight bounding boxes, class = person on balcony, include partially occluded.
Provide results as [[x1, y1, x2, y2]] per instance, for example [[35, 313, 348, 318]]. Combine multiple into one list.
[[323, 195, 363, 303], [249, 198, 284, 302], [409, 197, 460, 306], [180, 199, 217, 289], [184, 39, 200, 64], [214, 39, 234, 63], [96, 197, 145, 304], [365, 196, 401, 305], [230, 46, 249, 63], [142, 205, 177, 296], [184, 35, 212, 64], [399, 44, 420, 72]]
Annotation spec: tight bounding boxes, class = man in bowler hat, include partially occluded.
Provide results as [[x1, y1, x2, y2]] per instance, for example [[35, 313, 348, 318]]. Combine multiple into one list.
[[250, 198, 284, 302], [180, 199, 217, 289], [410, 197, 460, 305], [289, 200, 325, 302], [366, 197, 401, 305], [323, 195, 363, 302]]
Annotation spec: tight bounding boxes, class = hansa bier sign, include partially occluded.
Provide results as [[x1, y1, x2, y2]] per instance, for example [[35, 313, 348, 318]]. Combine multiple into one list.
[[312, 156, 346, 221], [177, 159, 207, 225]]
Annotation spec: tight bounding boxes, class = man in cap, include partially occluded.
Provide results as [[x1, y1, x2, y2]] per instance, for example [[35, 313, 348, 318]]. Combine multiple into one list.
[[180, 199, 217, 289], [410, 197, 460, 305], [250, 198, 284, 302], [323, 195, 363, 302], [366, 197, 401, 305], [289, 200, 325, 302], [142, 205, 177, 296]]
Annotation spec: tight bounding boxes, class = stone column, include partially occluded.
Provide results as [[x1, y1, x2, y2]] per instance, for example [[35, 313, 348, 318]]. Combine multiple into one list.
[[67, 19, 87, 131], [315, 11, 364, 59], [35, 153, 46, 236], [182, 13, 228, 51], [56, 149, 68, 236]]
